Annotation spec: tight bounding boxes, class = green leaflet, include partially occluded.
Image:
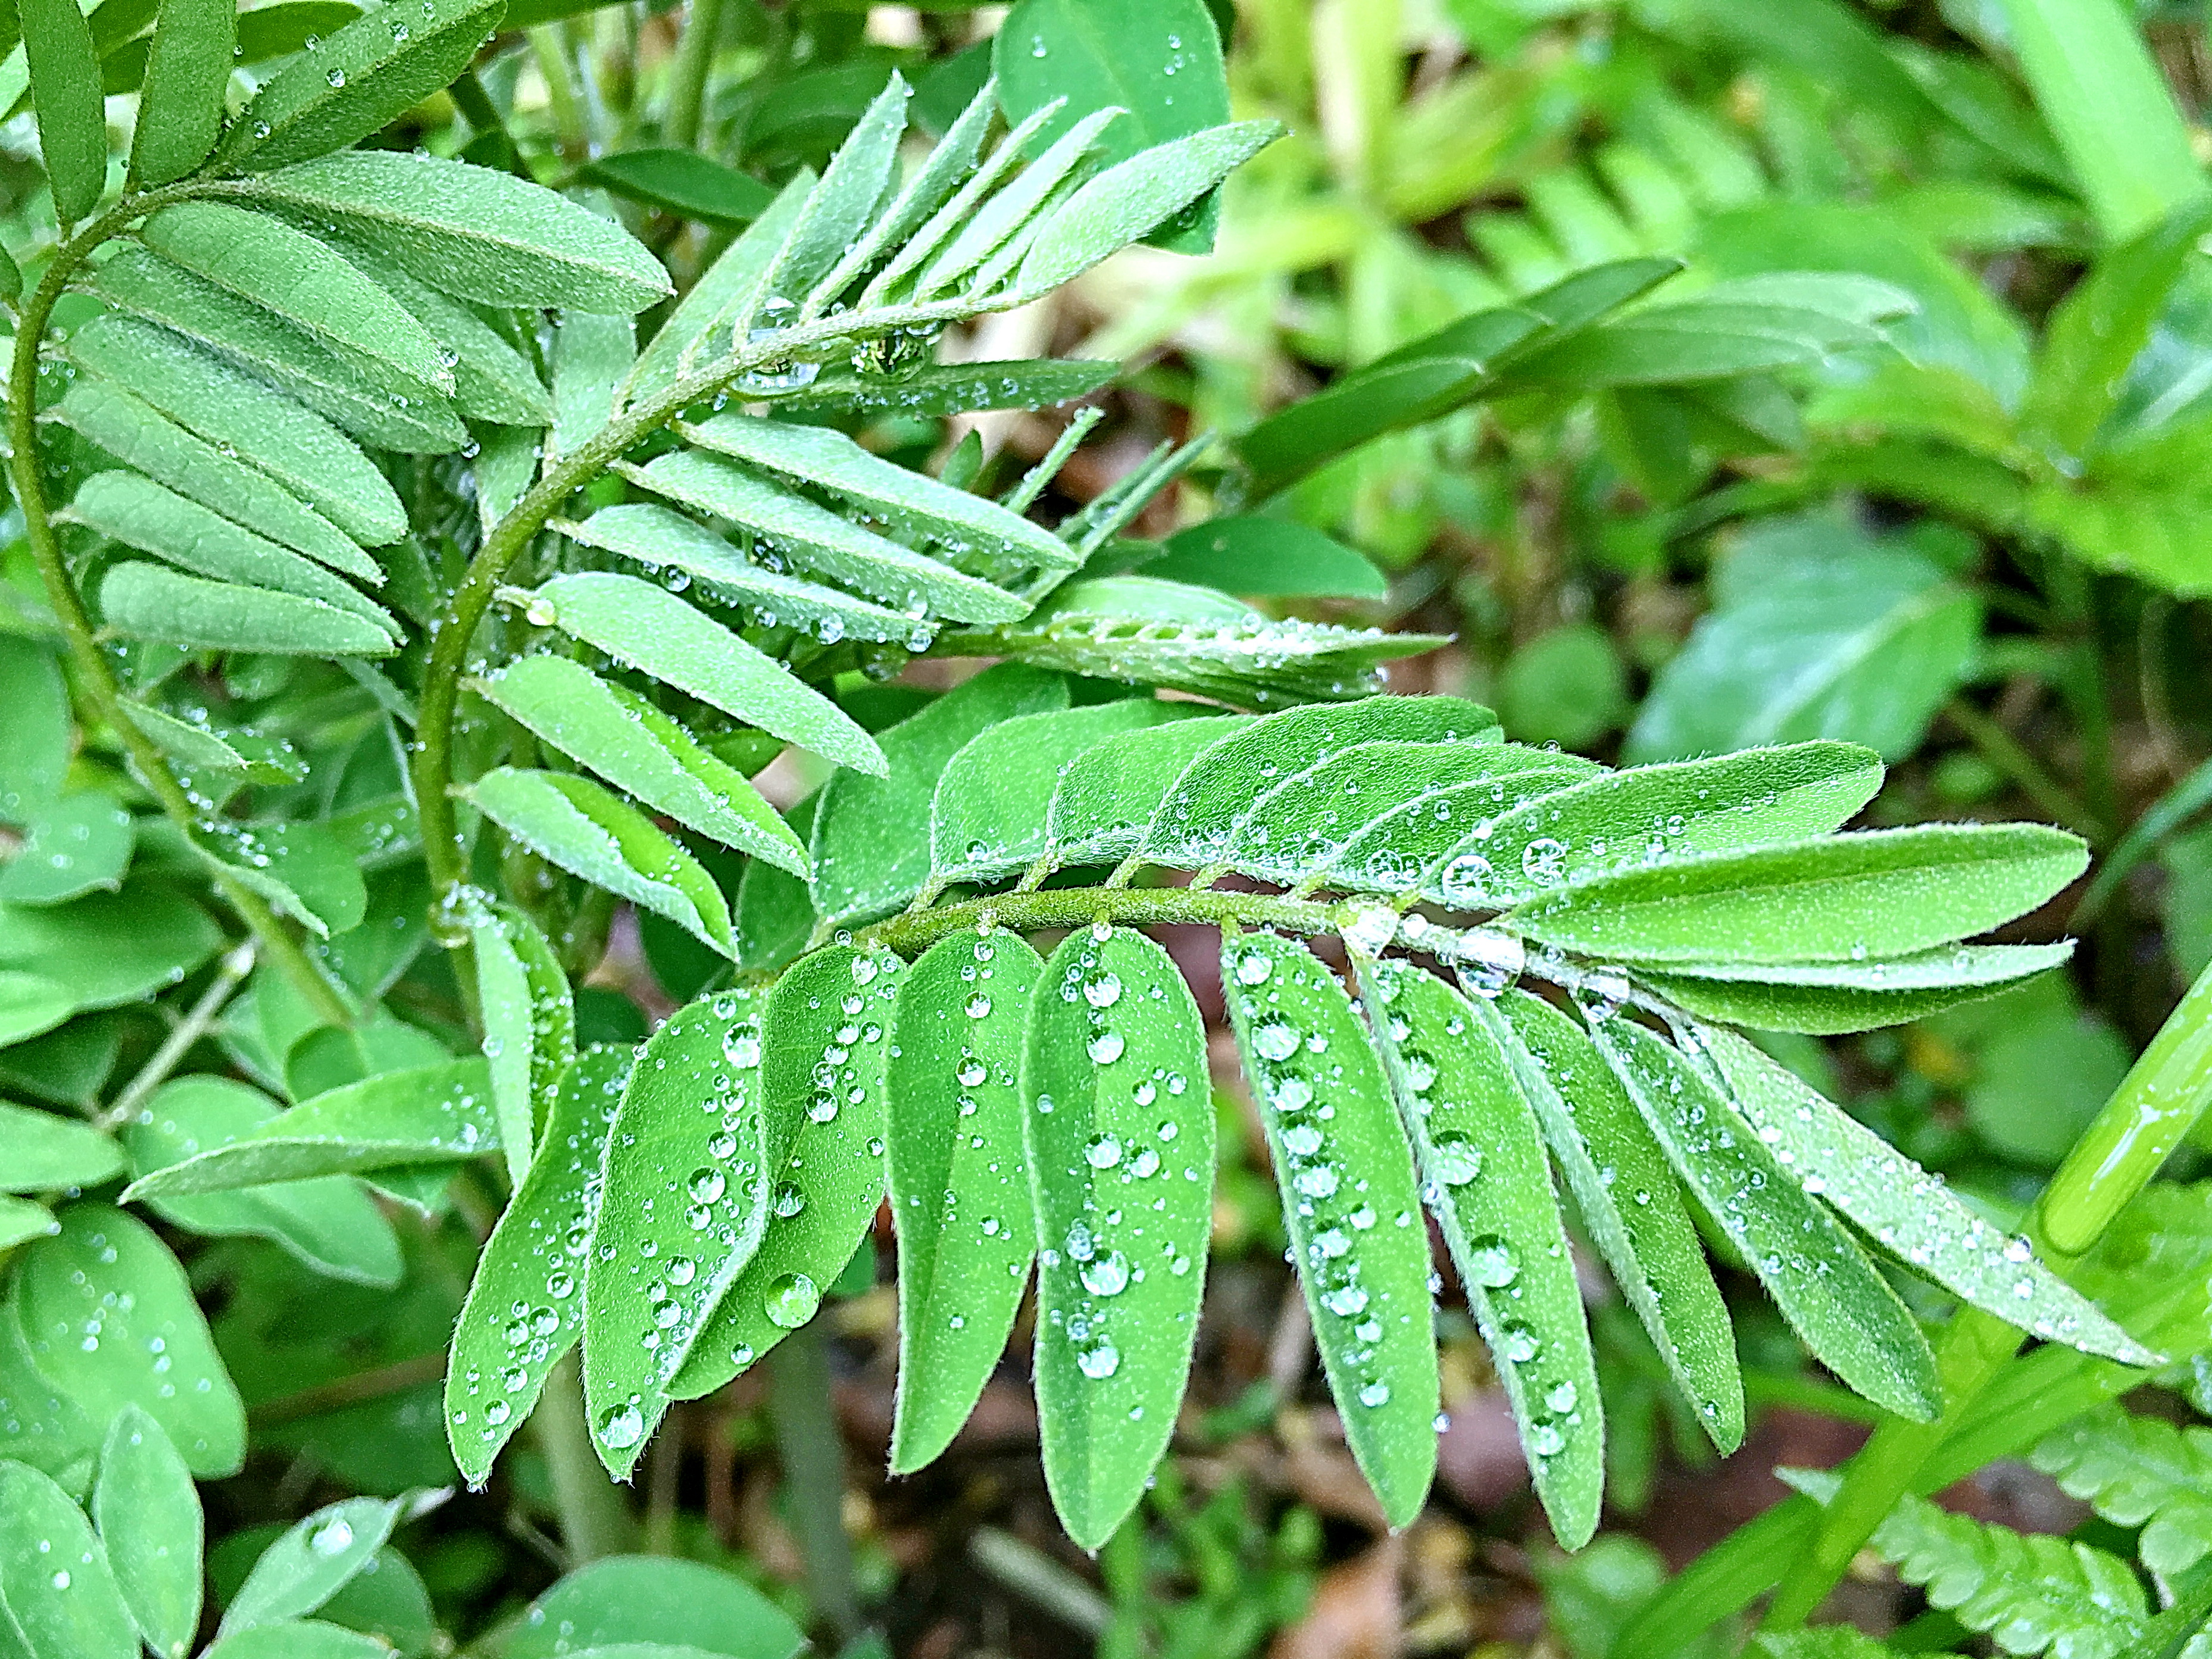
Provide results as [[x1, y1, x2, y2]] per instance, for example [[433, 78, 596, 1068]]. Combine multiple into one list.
[[1024, 927, 1213, 1549], [0, 1280, 102, 1482], [916, 108, 1121, 299], [123, 703, 307, 789], [511, 572, 885, 779], [735, 798, 817, 973], [1458, 741, 1886, 908], [203, 1624, 393, 1659], [1705, 1029, 2149, 1363], [93, 1407, 202, 1659], [1136, 694, 1499, 870], [930, 699, 1184, 887], [0, 1099, 123, 1189], [781, 357, 1119, 421], [858, 99, 1062, 305], [1594, 1018, 1939, 1422], [1018, 122, 1280, 293], [1358, 757, 1613, 902], [466, 767, 734, 957], [1043, 712, 1252, 870], [583, 993, 770, 1473], [326, 233, 553, 427], [448, 1044, 630, 1486], [1510, 824, 2090, 964], [501, 1555, 805, 1659], [2031, 1406, 2212, 1576], [1637, 942, 2074, 1034], [55, 379, 371, 576], [550, 310, 633, 458], [128, 0, 233, 185], [121, 1058, 495, 1196], [670, 946, 905, 1404], [471, 655, 808, 875], [0, 883, 221, 1010], [471, 423, 541, 535], [88, 245, 469, 454], [98, 563, 396, 657], [0, 1460, 137, 1657], [0, 793, 132, 905], [757, 71, 909, 312], [1355, 957, 1602, 1548], [465, 899, 573, 1187], [221, 1498, 401, 1633], [676, 413, 1076, 574], [623, 168, 814, 402], [220, 0, 505, 171], [555, 504, 921, 646], [20, 0, 104, 222], [138, 202, 451, 392], [1494, 991, 1743, 1449], [0, 973, 75, 1048], [885, 932, 1043, 1474], [65, 470, 396, 626], [1221, 931, 1437, 1529], [0, 1198, 58, 1249], [576, 148, 776, 226], [810, 664, 1068, 926], [242, 151, 673, 313], [1147, 517, 1387, 600], [196, 819, 367, 938], [121, 1074, 402, 1286], [14, 1204, 245, 1474], [0, 635, 70, 823], [621, 449, 1027, 624]]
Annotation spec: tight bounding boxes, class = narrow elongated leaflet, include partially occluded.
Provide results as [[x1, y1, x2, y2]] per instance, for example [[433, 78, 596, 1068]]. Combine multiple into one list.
[[129, 0, 234, 184], [1023, 927, 1213, 1548], [123, 1059, 496, 1196], [861, 99, 1064, 307], [1370, 754, 1606, 904], [886, 933, 1043, 1473], [1494, 991, 1743, 1448], [1595, 1018, 1939, 1421], [242, 151, 673, 312], [465, 898, 572, 1186], [917, 107, 1123, 298], [0, 1097, 125, 1189], [0, 1460, 136, 1658], [68, 317, 406, 547], [550, 310, 633, 457], [123, 1076, 403, 1286], [785, 357, 1119, 420], [473, 655, 808, 874], [55, 380, 372, 576], [326, 229, 552, 426], [1044, 713, 1251, 869], [98, 563, 397, 657], [671, 947, 905, 1402], [1223, 931, 1438, 1526], [1705, 1027, 2151, 1363], [220, 0, 505, 171], [811, 664, 1068, 925], [621, 451, 1027, 623], [1466, 741, 1885, 907], [471, 424, 540, 536], [220, 1498, 401, 1633], [584, 993, 769, 1476], [195, 818, 367, 938], [139, 202, 452, 390], [1355, 957, 1603, 1546], [931, 700, 1182, 886], [624, 168, 814, 402], [465, 767, 733, 957], [1510, 824, 2090, 964], [1018, 122, 1280, 292], [20, 0, 104, 221], [1637, 942, 2074, 1034], [95, 1407, 202, 1659], [756, 71, 908, 314], [448, 1045, 631, 1485], [15, 1204, 246, 1473], [1138, 695, 1499, 870], [677, 413, 1077, 571], [123, 703, 307, 788], [511, 573, 884, 778], [557, 504, 921, 646]]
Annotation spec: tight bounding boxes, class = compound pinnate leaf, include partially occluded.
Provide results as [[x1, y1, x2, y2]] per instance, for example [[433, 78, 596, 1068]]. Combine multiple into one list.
[[886, 932, 1043, 1474], [221, 1498, 402, 1633], [2031, 1405, 2212, 1576], [0, 1458, 136, 1659], [930, 700, 1183, 887], [15, 1204, 245, 1474], [464, 898, 573, 1187], [466, 768, 733, 958], [513, 573, 883, 780], [20, 0, 105, 223], [1510, 824, 2089, 965], [129, 0, 234, 185], [1019, 122, 1280, 292], [671, 946, 905, 1404], [449, 1045, 630, 1485], [471, 655, 808, 876], [914, 108, 1123, 301], [1043, 712, 1251, 870], [585, 992, 770, 1473], [1024, 926, 1213, 1549], [123, 1060, 495, 1197], [1636, 942, 2075, 1035], [1495, 991, 1743, 1449], [93, 1407, 202, 1659], [244, 151, 673, 313], [1706, 1029, 2150, 1364], [98, 563, 398, 658], [623, 169, 813, 401], [221, 0, 505, 170], [1223, 930, 1437, 1527], [0, 1099, 124, 1191], [1356, 957, 1602, 1547], [1595, 1019, 1939, 1421], [758, 71, 908, 308]]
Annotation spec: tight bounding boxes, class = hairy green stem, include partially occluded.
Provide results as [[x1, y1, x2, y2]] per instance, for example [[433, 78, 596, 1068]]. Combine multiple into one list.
[[535, 1349, 637, 1564], [661, 0, 726, 152], [7, 183, 355, 1029], [766, 1323, 860, 1642], [98, 940, 257, 1130], [1764, 957, 2212, 1627]]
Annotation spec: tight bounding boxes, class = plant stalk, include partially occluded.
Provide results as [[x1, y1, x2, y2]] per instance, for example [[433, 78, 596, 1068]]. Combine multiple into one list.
[[661, 0, 726, 153], [535, 1349, 637, 1564], [766, 1323, 860, 1642]]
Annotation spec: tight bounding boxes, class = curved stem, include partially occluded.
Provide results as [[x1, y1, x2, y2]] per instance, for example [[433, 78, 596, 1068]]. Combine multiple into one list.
[[8, 184, 354, 1029]]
